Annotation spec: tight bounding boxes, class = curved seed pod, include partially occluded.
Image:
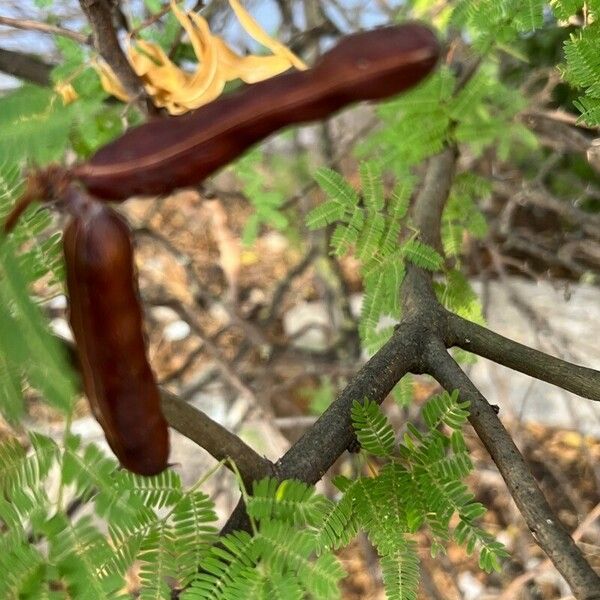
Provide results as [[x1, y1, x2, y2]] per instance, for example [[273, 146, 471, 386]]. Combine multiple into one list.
[[63, 187, 169, 475], [73, 23, 440, 200]]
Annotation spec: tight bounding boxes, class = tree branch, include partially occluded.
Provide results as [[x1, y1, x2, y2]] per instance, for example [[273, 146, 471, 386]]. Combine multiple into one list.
[[425, 343, 600, 600], [221, 319, 422, 534], [0, 47, 53, 86], [404, 146, 600, 595], [445, 312, 600, 402], [160, 390, 275, 488], [78, 0, 155, 113], [412, 146, 457, 251]]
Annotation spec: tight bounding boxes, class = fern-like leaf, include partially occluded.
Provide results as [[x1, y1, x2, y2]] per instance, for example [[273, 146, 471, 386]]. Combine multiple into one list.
[[256, 520, 344, 599], [248, 478, 331, 527], [380, 540, 420, 600], [359, 161, 384, 212], [0, 433, 57, 502], [0, 541, 46, 599], [0, 241, 76, 415], [351, 399, 396, 457], [314, 488, 358, 553], [422, 390, 470, 431], [114, 468, 183, 509], [402, 240, 444, 271], [314, 167, 359, 208], [184, 530, 258, 600], [356, 212, 385, 261], [551, 0, 584, 20], [46, 514, 122, 598], [392, 375, 414, 408], [306, 199, 348, 229], [62, 437, 148, 527], [329, 209, 364, 256], [138, 522, 178, 599], [172, 491, 219, 586]]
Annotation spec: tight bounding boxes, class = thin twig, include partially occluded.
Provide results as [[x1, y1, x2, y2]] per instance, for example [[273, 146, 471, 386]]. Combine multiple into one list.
[[160, 390, 275, 488], [0, 14, 89, 44], [445, 312, 600, 402], [499, 502, 600, 599]]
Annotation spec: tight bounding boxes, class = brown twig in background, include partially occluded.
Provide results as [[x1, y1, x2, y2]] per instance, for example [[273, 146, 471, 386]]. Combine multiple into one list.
[[0, 14, 89, 44], [261, 246, 319, 325], [499, 502, 600, 599], [149, 294, 261, 406]]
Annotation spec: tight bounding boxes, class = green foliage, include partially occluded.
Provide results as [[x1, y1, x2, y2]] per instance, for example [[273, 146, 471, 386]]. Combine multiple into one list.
[[435, 269, 485, 324], [0, 237, 76, 422], [442, 173, 490, 261], [309, 163, 446, 353], [402, 239, 443, 271], [0, 430, 222, 599], [359, 69, 454, 172], [452, 0, 546, 50], [449, 65, 538, 160], [549, 0, 600, 126], [550, 0, 584, 21], [562, 21, 600, 126], [392, 374, 415, 408], [0, 46, 130, 428], [305, 376, 336, 415], [0, 85, 74, 165], [1, 433, 353, 598], [380, 541, 421, 600], [184, 481, 346, 599], [360, 51, 537, 172], [0, 73, 117, 167], [235, 149, 291, 245], [248, 478, 332, 527], [255, 520, 344, 599], [351, 399, 396, 457], [246, 476, 358, 555], [346, 391, 507, 599]]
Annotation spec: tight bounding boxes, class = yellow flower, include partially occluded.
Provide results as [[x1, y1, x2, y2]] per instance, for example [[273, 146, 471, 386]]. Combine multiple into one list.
[[96, 0, 307, 115]]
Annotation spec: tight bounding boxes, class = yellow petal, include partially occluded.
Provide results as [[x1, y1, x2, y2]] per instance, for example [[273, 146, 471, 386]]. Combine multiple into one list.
[[227, 0, 307, 70], [168, 2, 223, 107], [213, 37, 293, 82], [55, 82, 78, 105], [94, 0, 306, 114], [170, 0, 209, 69], [93, 59, 131, 102], [131, 39, 187, 94]]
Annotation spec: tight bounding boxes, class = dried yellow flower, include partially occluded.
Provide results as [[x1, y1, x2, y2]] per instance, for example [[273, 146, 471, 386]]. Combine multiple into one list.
[[95, 0, 307, 115]]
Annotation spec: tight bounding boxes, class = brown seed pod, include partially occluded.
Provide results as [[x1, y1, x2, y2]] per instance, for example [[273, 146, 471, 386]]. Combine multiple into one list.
[[3, 23, 439, 228], [73, 23, 440, 200], [62, 187, 169, 475]]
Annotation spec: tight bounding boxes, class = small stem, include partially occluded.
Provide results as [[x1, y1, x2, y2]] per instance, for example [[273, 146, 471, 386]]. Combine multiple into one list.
[[228, 458, 258, 536]]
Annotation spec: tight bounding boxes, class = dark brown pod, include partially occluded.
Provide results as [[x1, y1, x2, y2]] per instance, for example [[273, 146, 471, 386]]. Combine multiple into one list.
[[73, 23, 440, 200], [63, 187, 169, 475]]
